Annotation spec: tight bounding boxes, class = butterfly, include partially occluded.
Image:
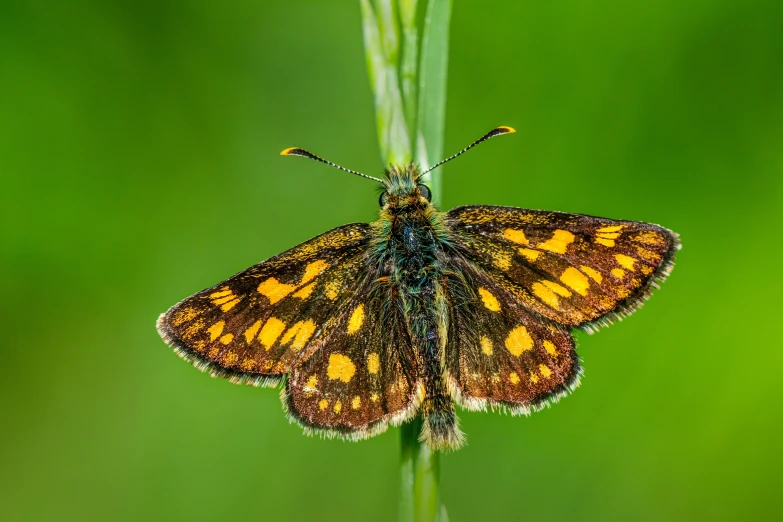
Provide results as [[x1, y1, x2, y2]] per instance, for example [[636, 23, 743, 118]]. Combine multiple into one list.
[[157, 126, 680, 450]]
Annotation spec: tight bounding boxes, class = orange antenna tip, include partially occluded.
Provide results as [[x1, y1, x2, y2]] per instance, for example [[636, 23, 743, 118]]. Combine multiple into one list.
[[280, 147, 301, 156], [497, 126, 516, 134]]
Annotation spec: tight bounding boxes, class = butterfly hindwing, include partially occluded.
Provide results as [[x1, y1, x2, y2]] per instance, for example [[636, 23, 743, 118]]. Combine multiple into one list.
[[157, 223, 370, 386], [446, 205, 680, 330], [284, 282, 423, 439], [443, 263, 581, 413]]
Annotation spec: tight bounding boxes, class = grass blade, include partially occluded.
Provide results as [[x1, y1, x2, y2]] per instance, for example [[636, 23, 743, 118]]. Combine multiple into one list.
[[361, 0, 411, 165], [399, 0, 419, 138], [415, 0, 451, 204]]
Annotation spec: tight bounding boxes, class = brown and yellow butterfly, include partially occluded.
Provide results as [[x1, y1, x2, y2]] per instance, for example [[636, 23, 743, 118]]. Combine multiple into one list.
[[157, 127, 680, 450]]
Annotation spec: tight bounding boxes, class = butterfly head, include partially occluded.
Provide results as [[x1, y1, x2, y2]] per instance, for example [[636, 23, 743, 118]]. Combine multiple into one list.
[[378, 164, 432, 210]]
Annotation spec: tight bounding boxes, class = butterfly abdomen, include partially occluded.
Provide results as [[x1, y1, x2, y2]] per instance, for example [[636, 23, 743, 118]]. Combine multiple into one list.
[[389, 210, 465, 450]]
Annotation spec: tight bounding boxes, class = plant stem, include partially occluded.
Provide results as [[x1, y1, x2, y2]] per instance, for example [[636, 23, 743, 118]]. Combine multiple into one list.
[[361, 0, 411, 165], [414, 0, 451, 205], [361, 2, 451, 521], [400, 418, 446, 522]]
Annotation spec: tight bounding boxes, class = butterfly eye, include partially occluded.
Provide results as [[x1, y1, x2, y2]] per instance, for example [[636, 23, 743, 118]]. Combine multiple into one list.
[[418, 184, 432, 201], [379, 192, 389, 207]]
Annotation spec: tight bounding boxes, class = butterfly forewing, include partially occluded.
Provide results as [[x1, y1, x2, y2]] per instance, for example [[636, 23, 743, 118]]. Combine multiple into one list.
[[285, 282, 422, 439], [443, 263, 581, 413], [447, 205, 680, 330], [157, 223, 370, 385]]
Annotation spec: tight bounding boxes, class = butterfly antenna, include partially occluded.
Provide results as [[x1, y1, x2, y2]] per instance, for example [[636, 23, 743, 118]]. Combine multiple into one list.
[[280, 147, 384, 183], [421, 126, 516, 175]]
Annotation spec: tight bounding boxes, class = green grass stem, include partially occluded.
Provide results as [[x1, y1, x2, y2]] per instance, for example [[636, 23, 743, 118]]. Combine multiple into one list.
[[361, 1, 452, 521]]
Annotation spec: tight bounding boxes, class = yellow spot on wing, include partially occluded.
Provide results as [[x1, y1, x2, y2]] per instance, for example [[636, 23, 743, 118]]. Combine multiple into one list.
[[240, 358, 255, 371], [635, 246, 661, 262], [220, 298, 241, 312], [542, 280, 572, 297], [611, 268, 626, 278], [325, 280, 341, 300], [333, 400, 342, 414], [327, 353, 356, 382], [352, 396, 361, 409], [478, 287, 501, 312], [532, 282, 561, 309], [529, 372, 539, 384], [509, 372, 520, 385], [543, 340, 558, 358], [539, 364, 553, 378], [207, 321, 225, 342], [597, 225, 624, 233], [370, 392, 379, 402], [257, 278, 296, 304], [209, 289, 232, 299], [244, 320, 262, 344], [219, 333, 234, 345], [305, 375, 318, 391], [318, 399, 328, 411], [492, 250, 512, 270], [258, 317, 286, 349], [595, 226, 623, 247], [292, 282, 315, 299], [348, 304, 365, 334], [280, 320, 316, 350], [537, 230, 575, 254], [367, 352, 380, 374], [505, 326, 534, 356], [301, 259, 328, 284], [211, 295, 236, 305], [632, 231, 664, 246], [615, 254, 637, 271], [519, 248, 540, 261], [503, 228, 529, 245], [182, 318, 205, 340], [480, 336, 493, 356], [580, 266, 603, 283], [223, 351, 238, 365], [560, 267, 590, 296], [172, 307, 201, 326]]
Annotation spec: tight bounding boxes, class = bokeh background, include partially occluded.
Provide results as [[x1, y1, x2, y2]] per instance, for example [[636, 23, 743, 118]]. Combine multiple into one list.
[[2, 1, 782, 521]]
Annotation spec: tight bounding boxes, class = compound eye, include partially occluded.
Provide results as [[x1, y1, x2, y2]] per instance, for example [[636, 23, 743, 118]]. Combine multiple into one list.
[[379, 192, 389, 207], [418, 184, 431, 201]]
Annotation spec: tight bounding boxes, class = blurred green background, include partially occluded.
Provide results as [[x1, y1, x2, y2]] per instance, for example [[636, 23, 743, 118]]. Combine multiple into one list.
[[2, 1, 782, 520]]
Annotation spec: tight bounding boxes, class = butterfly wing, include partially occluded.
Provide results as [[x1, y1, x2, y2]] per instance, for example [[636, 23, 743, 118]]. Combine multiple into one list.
[[157, 223, 371, 387], [284, 269, 423, 440], [442, 205, 679, 411], [446, 205, 680, 331], [159, 222, 422, 440], [442, 263, 581, 413]]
